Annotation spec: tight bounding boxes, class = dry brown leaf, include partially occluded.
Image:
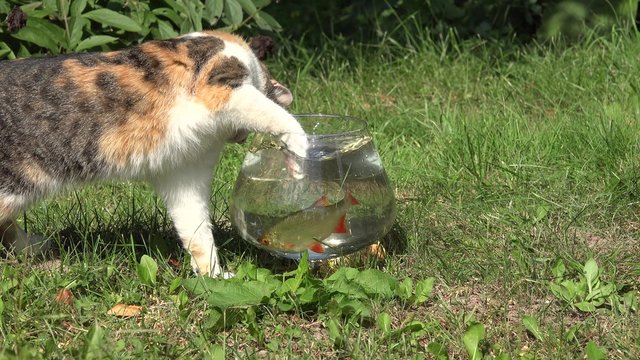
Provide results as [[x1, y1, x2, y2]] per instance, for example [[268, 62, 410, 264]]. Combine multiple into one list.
[[55, 288, 74, 306], [367, 242, 387, 261], [168, 257, 181, 269], [379, 94, 396, 106], [107, 303, 142, 318]]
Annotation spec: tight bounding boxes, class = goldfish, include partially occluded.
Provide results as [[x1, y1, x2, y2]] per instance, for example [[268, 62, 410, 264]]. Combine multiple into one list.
[[258, 191, 359, 253]]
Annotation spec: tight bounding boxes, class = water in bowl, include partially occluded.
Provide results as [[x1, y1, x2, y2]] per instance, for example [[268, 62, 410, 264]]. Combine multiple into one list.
[[230, 134, 395, 260]]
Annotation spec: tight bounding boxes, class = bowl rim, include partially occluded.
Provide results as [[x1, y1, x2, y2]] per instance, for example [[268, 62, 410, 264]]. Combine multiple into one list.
[[293, 113, 369, 137]]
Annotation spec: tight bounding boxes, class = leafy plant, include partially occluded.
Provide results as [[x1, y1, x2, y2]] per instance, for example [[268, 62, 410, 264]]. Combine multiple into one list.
[[522, 315, 544, 341], [0, 0, 282, 59], [548, 258, 637, 313], [538, 0, 639, 41], [180, 252, 435, 347], [584, 341, 607, 360], [462, 322, 485, 360], [136, 255, 158, 287]]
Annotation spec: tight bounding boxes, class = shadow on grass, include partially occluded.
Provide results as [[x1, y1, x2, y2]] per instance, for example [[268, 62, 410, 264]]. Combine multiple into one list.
[[20, 216, 409, 276]]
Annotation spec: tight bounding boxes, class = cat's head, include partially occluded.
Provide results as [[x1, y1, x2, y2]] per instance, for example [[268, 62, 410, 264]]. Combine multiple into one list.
[[173, 31, 293, 109]]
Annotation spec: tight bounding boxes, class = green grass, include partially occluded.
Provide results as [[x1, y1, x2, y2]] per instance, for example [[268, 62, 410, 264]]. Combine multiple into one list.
[[2, 32, 640, 359]]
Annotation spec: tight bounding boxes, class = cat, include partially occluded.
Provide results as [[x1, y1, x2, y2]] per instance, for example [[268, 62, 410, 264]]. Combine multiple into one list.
[[0, 30, 308, 278]]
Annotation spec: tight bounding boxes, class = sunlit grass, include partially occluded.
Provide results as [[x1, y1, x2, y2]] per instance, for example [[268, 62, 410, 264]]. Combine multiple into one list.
[[2, 32, 640, 358]]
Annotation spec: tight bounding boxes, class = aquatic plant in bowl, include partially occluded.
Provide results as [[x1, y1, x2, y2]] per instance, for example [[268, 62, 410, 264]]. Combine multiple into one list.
[[230, 114, 395, 261]]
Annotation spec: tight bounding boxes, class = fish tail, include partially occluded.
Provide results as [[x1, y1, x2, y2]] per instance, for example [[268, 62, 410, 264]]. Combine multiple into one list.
[[334, 214, 348, 233], [346, 191, 359, 205], [309, 242, 324, 253]]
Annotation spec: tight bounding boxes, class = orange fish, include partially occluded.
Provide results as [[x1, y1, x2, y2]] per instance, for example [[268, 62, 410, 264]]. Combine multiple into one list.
[[258, 191, 359, 253]]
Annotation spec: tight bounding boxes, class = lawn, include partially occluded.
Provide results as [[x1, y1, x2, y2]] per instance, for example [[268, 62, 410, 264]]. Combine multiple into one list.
[[2, 32, 640, 359]]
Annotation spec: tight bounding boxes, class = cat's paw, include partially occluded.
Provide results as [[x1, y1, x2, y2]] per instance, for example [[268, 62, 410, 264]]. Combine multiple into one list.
[[280, 133, 308, 159], [280, 133, 308, 179], [220, 271, 235, 279], [10, 228, 50, 256], [191, 256, 224, 278]]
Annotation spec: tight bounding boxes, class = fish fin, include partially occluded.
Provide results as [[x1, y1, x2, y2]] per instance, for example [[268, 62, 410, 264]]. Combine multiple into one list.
[[334, 214, 348, 233], [312, 196, 331, 208], [309, 242, 324, 253], [346, 191, 359, 205]]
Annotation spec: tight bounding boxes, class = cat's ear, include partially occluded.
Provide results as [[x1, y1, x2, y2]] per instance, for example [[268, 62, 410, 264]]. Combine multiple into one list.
[[271, 79, 293, 107]]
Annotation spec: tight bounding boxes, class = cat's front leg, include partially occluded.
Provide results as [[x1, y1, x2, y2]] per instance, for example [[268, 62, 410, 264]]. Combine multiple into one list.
[[226, 85, 309, 177], [151, 165, 231, 278]]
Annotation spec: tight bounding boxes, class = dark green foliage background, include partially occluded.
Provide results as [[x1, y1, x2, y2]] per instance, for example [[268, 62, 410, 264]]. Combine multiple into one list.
[[1, 0, 639, 60]]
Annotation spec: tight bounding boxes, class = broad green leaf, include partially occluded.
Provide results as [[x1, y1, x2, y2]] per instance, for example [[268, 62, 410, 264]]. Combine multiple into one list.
[[19, 3, 44, 15], [277, 299, 294, 312], [169, 277, 182, 294], [179, 17, 194, 33], [235, 261, 258, 279], [152, 7, 184, 26], [136, 255, 158, 286], [1, 277, 18, 292], [377, 312, 391, 334], [42, 0, 58, 11], [204, 0, 224, 23], [575, 301, 597, 312], [587, 283, 615, 301], [254, 10, 281, 31], [0, 297, 4, 316], [324, 276, 368, 299], [549, 281, 575, 302], [0, 0, 9, 13], [184, 0, 203, 32], [12, 26, 60, 54], [585, 341, 607, 360], [83, 9, 142, 32], [395, 320, 427, 337], [236, 0, 257, 15], [522, 315, 543, 341], [427, 342, 449, 360], [224, 0, 243, 27], [336, 298, 371, 319], [326, 267, 359, 282], [297, 286, 317, 304], [58, 0, 70, 18], [463, 323, 485, 360], [412, 277, 435, 304], [182, 278, 274, 308], [623, 291, 638, 312], [325, 318, 344, 346], [163, 0, 188, 14], [204, 308, 222, 329], [552, 259, 566, 279], [397, 277, 413, 300], [69, 17, 89, 50], [253, 0, 271, 7], [210, 344, 225, 360], [17, 43, 31, 58], [353, 269, 398, 298], [0, 42, 13, 59], [83, 322, 104, 358], [584, 258, 599, 293], [70, 0, 88, 17], [564, 324, 580, 342], [75, 35, 118, 52]]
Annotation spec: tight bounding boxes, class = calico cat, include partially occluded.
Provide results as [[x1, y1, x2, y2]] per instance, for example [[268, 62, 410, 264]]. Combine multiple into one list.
[[0, 31, 308, 277]]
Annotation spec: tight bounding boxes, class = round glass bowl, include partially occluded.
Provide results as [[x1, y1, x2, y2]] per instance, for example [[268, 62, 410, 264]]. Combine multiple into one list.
[[230, 114, 395, 260]]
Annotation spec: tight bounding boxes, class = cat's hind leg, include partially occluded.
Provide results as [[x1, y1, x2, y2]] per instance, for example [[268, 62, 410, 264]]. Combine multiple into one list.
[[0, 194, 48, 255], [152, 164, 233, 278]]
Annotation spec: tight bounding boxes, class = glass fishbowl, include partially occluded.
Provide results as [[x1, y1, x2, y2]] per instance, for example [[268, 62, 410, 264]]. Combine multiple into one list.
[[230, 114, 395, 261]]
